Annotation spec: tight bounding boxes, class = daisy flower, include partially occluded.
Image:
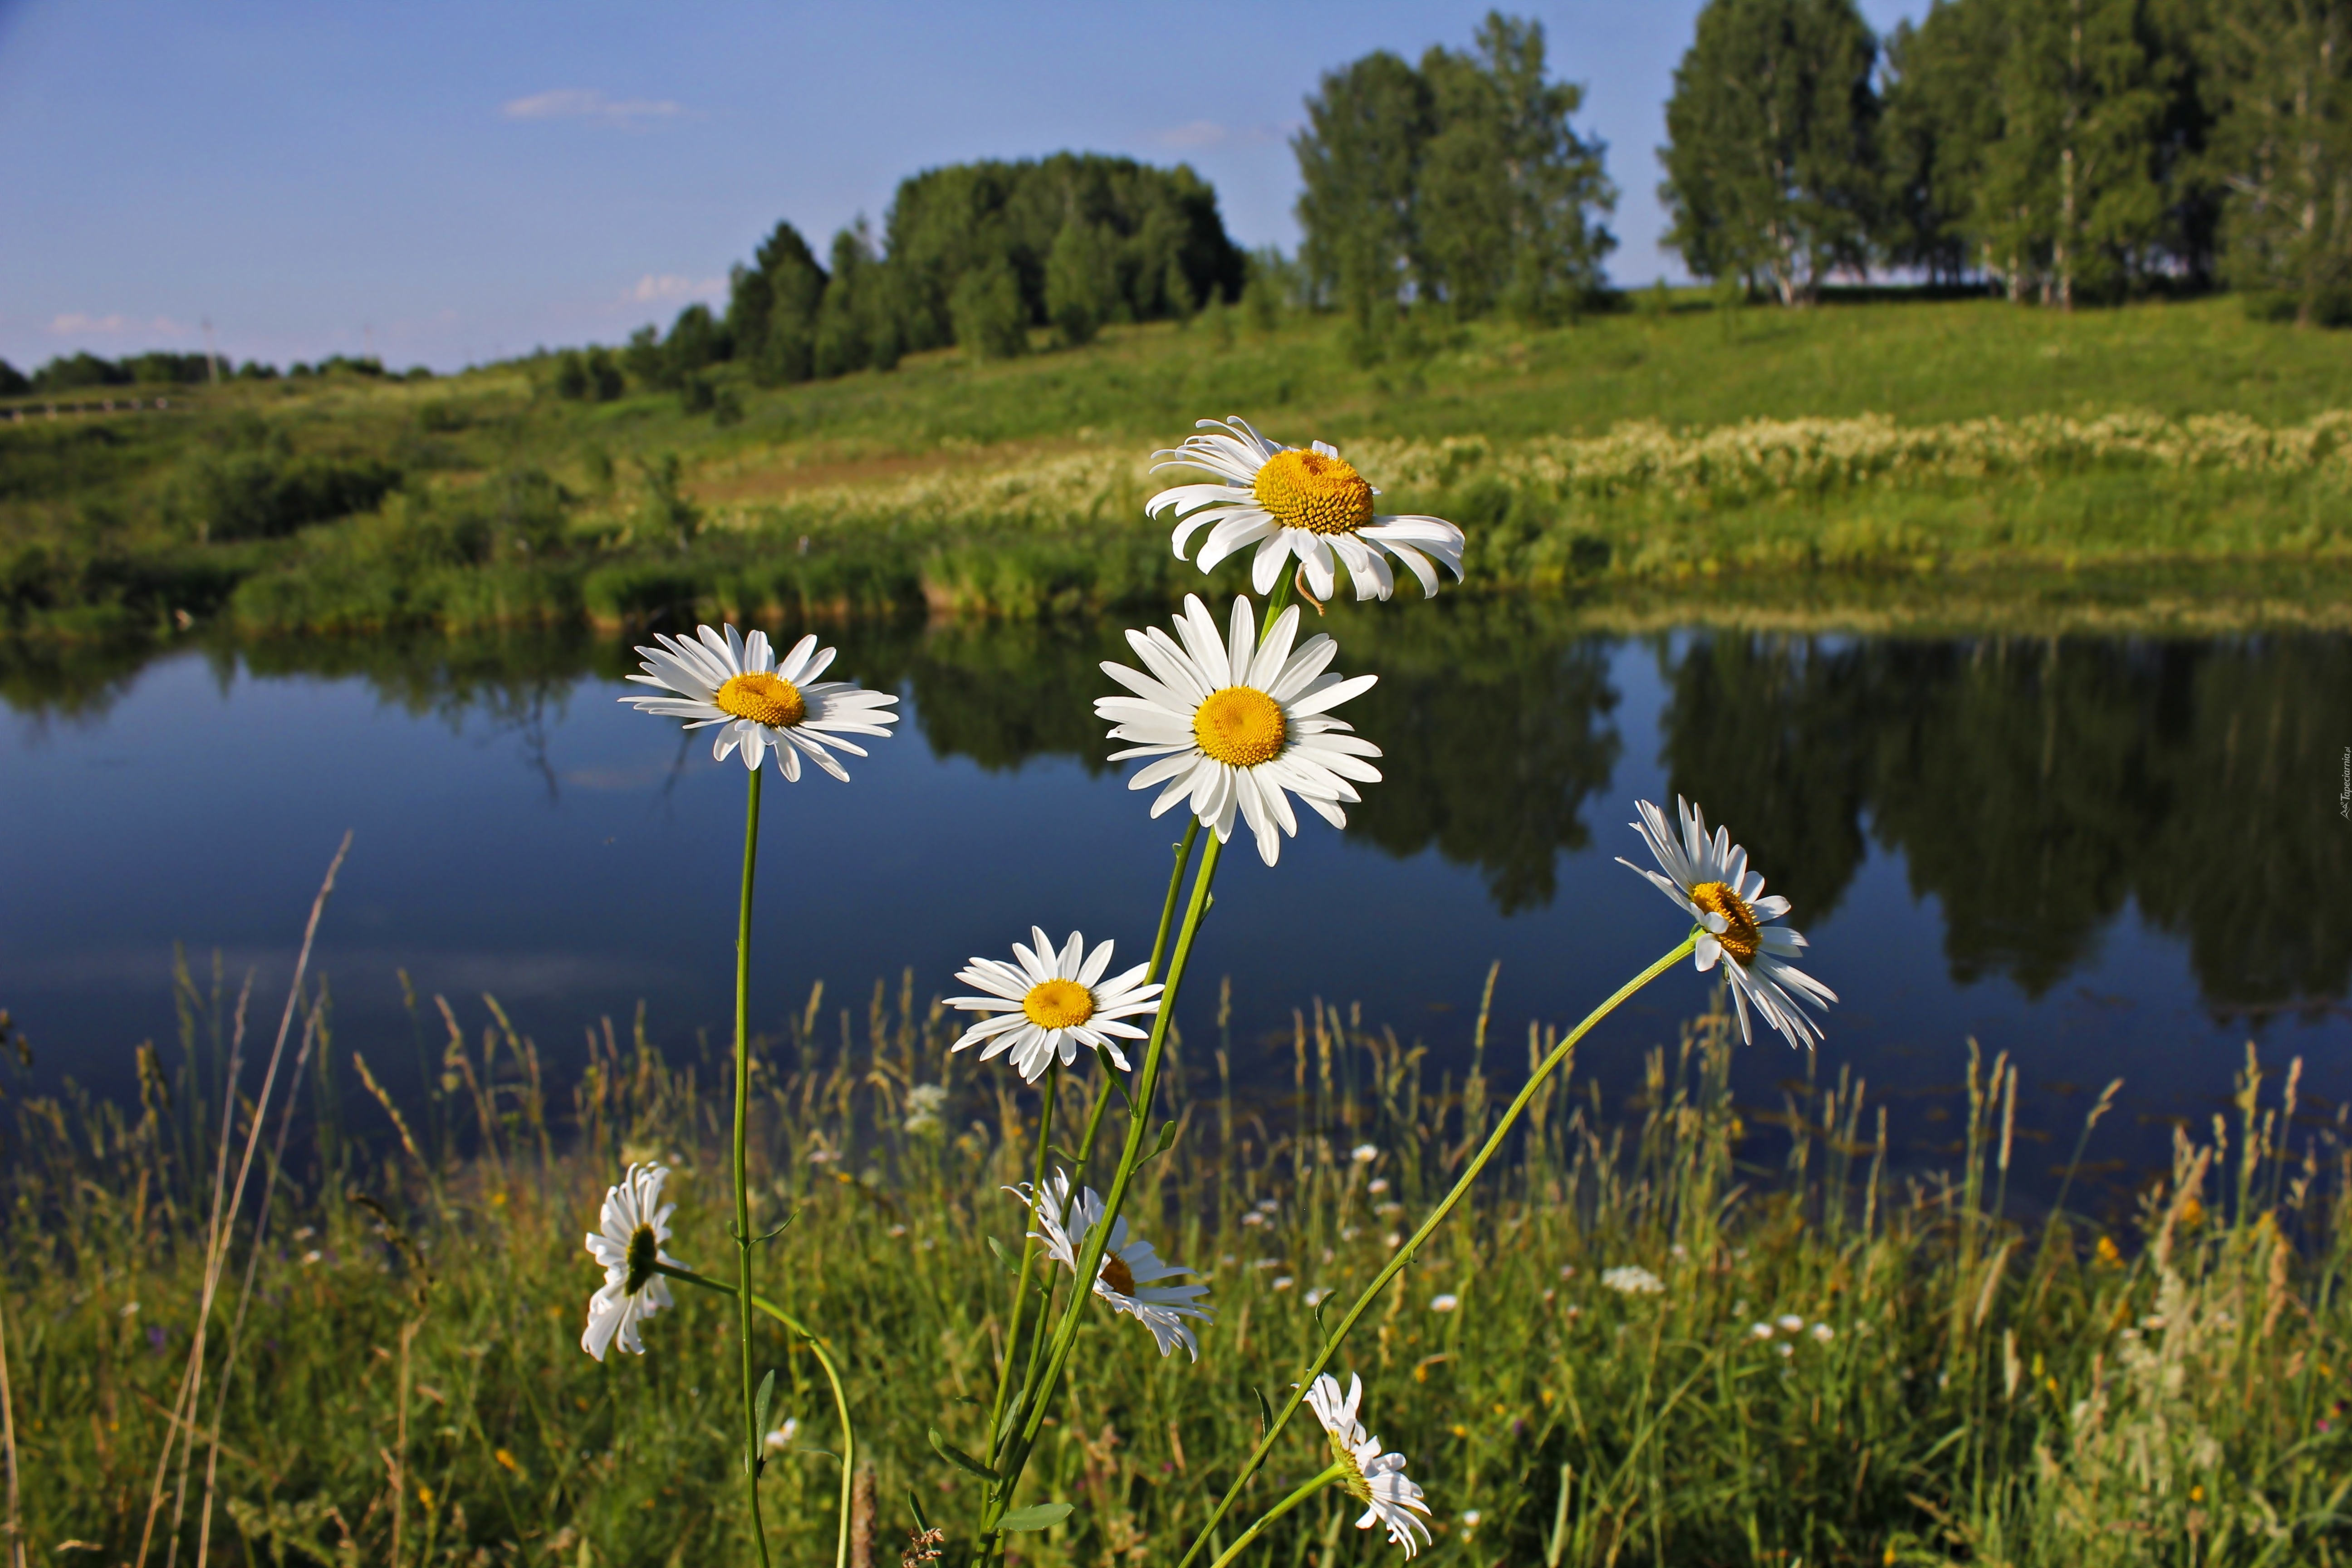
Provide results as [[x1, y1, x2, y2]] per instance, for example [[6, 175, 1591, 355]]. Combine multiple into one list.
[[1617, 796, 1837, 1049], [1095, 593, 1380, 866], [1147, 417, 1466, 603], [1304, 1372, 1433, 1557], [1012, 1170, 1212, 1359], [619, 623, 898, 779], [946, 928, 1164, 1084], [582, 1163, 684, 1360]]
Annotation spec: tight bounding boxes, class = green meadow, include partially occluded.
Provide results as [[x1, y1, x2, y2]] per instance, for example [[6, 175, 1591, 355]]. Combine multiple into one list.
[[6, 294, 2352, 642], [6, 974, 2344, 1566]]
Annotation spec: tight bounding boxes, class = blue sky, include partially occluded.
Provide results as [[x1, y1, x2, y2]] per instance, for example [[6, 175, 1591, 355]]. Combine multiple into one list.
[[0, 0, 1926, 373]]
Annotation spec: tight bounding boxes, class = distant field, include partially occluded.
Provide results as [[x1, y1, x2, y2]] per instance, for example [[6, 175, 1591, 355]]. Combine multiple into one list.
[[5, 294, 2351, 638]]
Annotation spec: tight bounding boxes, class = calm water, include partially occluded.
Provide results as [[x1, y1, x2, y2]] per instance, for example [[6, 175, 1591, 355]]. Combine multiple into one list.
[[5, 607, 2347, 1205]]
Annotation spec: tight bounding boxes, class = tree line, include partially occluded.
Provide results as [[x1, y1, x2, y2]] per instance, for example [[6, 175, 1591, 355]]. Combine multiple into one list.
[[0, 352, 417, 397], [1659, 0, 2350, 318], [557, 152, 1248, 404], [1293, 2, 2349, 323]]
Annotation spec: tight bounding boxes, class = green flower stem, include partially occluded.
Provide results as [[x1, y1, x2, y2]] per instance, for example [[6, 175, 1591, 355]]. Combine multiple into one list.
[[1204, 1461, 1350, 1568], [1173, 933, 1700, 1568], [653, 1264, 855, 1568], [732, 765, 770, 1568], [980, 578, 1295, 1555], [985, 813, 1209, 1532], [984, 1063, 1056, 1465], [985, 832, 1228, 1542]]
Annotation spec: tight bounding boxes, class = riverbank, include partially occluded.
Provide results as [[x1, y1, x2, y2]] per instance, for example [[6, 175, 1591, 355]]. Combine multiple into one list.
[[6, 296, 2352, 641], [4, 977, 2339, 1565]]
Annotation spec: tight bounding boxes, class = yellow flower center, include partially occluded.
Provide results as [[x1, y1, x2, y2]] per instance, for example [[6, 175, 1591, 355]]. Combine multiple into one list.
[[1022, 979, 1095, 1031], [1325, 1427, 1373, 1503], [713, 671, 806, 729], [1100, 1254, 1137, 1297], [1689, 881, 1761, 964], [1252, 448, 1375, 536], [1192, 687, 1287, 767]]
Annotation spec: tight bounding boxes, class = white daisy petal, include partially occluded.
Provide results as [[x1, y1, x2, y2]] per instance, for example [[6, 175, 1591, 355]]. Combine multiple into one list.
[[620, 622, 897, 781], [1095, 594, 1378, 865], [1144, 418, 1467, 603], [948, 931, 1163, 1084], [1618, 797, 1834, 1050], [580, 1163, 684, 1361]]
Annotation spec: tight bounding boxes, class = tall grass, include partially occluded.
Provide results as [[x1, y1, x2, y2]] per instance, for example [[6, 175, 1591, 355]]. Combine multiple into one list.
[[4, 949, 2345, 1565]]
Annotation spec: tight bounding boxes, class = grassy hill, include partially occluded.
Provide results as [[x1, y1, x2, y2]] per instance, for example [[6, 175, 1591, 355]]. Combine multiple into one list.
[[6, 293, 2352, 640]]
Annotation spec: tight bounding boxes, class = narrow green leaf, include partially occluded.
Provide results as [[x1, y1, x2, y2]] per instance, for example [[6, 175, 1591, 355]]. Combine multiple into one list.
[[995, 1388, 1027, 1449], [1149, 1118, 1180, 1161], [1252, 1385, 1274, 1441], [999, 1502, 1073, 1532], [907, 1488, 931, 1534], [755, 1369, 777, 1441], [985, 1234, 1012, 1272], [929, 1427, 1000, 1480]]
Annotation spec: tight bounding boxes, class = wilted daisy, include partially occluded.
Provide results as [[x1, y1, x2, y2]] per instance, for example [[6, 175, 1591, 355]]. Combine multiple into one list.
[[581, 1163, 684, 1361], [1147, 417, 1466, 603], [946, 929, 1164, 1084], [1096, 593, 1380, 866], [1012, 1170, 1212, 1358], [1618, 797, 1837, 1048], [1304, 1372, 1433, 1557], [1602, 1265, 1666, 1296], [619, 623, 899, 779]]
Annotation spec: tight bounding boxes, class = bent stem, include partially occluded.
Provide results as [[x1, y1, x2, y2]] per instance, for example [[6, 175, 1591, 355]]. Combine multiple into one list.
[[732, 766, 771, 1568], [1205, 1461, 1349, 1568], [1174, 933, 1700, 1568], [656, 1264, 855, 1568], [985, 832, 1228, 1545], [985, 1064, 1057, 1465]]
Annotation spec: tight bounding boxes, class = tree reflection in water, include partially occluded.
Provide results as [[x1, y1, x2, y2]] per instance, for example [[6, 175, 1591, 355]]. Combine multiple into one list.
[[5, 617, 2343, 1014], [1661, 633, 2351, 1014]]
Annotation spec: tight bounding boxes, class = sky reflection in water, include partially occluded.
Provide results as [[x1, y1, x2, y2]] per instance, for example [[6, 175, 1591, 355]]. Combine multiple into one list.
[[5, 608, 2346, 1211]]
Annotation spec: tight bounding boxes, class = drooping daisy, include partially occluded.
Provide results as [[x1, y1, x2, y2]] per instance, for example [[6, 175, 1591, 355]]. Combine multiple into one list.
[[1304, 1372, 1433, 1557], [1618, 796, 1838, 1049], [1147, 417, 1466, 603], [946, 929, 1165, 1084], [619, 623, 899, 779], [582, 1163, 684, 1360], [1095, 593, 1380, 866], [1012, 1169, 1212, 1359]]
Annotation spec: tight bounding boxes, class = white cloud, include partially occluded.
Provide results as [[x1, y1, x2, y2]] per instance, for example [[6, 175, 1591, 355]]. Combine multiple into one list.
[[502, 88, 685, 125], [626, 274, 725, 305], [49, 313, 190, 338]]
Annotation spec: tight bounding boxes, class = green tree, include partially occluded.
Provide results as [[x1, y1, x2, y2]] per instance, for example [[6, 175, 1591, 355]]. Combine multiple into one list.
[[665, 304, 729, 378], [1879, 0, 2012, 280], [2205, 0, 2352, 322], [552, 350, 589, 401], [1296, 49, 1434, 333], [814, 220, 893, 377], [1660, 0, 1882, 304], [1976, 0, 2180, 306], [882, 154, 1243, 353], [623, 326, 668, 389], [0, 360, 26, 397], [950, 259, 1029, 360], [1414, 13, 1617, 321], [732, 221, 827, 385], [1045, 217, 1120, 345]]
